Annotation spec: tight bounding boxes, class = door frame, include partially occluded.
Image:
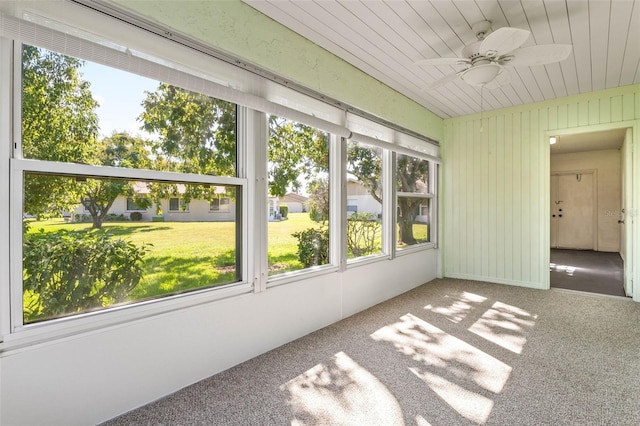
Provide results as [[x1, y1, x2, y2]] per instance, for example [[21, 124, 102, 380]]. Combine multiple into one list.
[[622, 128, 634, 296], [544, 122, 638, 302]]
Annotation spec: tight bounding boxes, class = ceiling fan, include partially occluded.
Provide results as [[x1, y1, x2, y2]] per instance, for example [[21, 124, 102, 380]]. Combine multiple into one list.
[[416, 21, 572, 90]]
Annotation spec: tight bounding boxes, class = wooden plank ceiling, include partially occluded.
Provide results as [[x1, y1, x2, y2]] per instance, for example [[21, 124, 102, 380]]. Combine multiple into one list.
[[243, 0, 640, 119]]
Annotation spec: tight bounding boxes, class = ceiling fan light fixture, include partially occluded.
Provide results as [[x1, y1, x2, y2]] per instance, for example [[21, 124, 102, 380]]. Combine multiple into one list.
[[460, 64, 501, 86]]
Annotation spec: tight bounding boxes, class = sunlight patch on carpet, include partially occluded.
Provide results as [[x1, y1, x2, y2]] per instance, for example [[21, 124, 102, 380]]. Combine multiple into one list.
[[282, 351, 404, 426], [468, 301, 537, 354], [370, 313, 511, 424], [424, 291, 487, 323]]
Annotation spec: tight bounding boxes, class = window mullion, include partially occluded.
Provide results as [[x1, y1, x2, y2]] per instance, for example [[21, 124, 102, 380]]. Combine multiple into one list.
[[331, 135, 346, 270], [385, 150, 396, 259], [9, 162, 24, 331], [247, 109, 267, 292], [0, 37, 14, 340], [433, 163, 439, 248]]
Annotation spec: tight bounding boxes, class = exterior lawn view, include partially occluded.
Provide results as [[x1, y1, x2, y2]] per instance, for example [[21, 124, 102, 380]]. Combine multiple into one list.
[[19, 44, 431, 324], [23, 212, 428, 323]]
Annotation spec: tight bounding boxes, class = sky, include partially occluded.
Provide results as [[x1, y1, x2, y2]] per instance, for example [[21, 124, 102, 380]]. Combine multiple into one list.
[[80, 61, 159, 139]]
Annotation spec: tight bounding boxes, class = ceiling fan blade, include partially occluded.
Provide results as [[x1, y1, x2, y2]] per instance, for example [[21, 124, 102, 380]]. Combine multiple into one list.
[[480, 27, 530, 57], [504, 44, 573, 66], [422, 72, 461, 91], [415, 57, 470, 66], [484, 67, 511, 89]]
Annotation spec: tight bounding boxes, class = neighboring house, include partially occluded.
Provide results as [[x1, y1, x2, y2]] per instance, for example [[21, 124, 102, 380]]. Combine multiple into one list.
[[347, 179, 430, 223], [72, 183, 236, 222], [346, 179, 381, 218], [278, 192, 308, 213], [267, 197, 280, 221]]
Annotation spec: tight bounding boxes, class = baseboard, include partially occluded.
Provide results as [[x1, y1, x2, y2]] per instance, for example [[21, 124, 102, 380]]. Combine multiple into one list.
[[443, 273, 547, 290]]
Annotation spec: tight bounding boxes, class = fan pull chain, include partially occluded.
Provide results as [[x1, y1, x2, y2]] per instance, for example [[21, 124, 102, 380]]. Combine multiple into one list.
[[480, 86, 484, 132]]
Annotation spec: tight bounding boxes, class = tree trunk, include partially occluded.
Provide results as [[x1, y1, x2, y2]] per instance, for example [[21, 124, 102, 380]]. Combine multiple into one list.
[[92, 215, 103, 229], [399, 216, 416, 245], [398, 199, 420, 245]]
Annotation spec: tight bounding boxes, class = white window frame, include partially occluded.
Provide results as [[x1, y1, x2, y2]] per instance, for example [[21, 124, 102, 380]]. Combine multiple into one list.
[[0, 3, 441, 347], [168, 197, 189, 212], [344, 140, 388, 265], [265, 126, 340, 288], [5, 37, 250, 347], [210, 196, 231, 213], [394, 153, 438, 256], [126, 197, 147, 212]]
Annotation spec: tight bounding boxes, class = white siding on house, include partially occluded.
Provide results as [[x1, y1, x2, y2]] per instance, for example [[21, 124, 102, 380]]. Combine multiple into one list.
[[283, 201, 304, 213], [278, 193, 308, 214], [346, 181, 381, 217], [73, 196, 236, 223], [161, 198, 235, 222]]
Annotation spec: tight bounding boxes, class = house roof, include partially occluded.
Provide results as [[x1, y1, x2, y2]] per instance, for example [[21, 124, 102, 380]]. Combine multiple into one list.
[[280, 192, 308, 203], [132, 182, 227, 195]]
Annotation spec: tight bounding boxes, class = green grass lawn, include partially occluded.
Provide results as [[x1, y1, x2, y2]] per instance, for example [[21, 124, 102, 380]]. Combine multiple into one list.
[[267, 213, 320, 274], [24, 213, 428, 318], [26, 213, 319, 302]]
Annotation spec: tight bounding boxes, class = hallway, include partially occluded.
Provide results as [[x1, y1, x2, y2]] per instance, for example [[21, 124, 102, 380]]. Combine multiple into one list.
[[550, 249, 625, 297]]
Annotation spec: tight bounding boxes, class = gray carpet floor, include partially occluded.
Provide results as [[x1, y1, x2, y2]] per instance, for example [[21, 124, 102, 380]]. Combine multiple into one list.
[[104, 278, 640, 425], [550, 249, 626, 297]]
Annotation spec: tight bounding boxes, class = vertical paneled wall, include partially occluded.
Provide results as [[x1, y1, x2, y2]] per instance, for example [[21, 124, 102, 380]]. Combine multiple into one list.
[[442, 85, 640, 289]]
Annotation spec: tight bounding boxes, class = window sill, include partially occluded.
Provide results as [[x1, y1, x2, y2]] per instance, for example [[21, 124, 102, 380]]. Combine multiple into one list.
[[396, 242, 437, 256], [266, 264, 340, 288], [1, 281, 252, 354], [346, 253, 391, 268]]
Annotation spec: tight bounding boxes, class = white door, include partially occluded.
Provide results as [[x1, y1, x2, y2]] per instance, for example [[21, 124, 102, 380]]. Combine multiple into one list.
[[550, 175, 559, 248], [551, 172, 595, 250]]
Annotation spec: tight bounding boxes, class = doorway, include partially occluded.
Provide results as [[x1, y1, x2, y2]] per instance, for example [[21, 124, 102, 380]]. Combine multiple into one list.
[[550, 171, 596, 250], [549, 128, 630, 297]]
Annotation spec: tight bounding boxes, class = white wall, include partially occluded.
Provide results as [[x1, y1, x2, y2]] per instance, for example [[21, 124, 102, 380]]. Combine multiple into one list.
[[443, 85, 640, 290], [551, 149, 622, 252], [0, 249, 437, 425]]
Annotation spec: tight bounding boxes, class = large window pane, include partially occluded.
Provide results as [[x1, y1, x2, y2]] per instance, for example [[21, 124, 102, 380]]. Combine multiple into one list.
[[267, 116, 330, 275], [22, 45, 237, 176], [22, 173, 239, 324], [396, 154, 431, 248], [346, 141, 383, 259]]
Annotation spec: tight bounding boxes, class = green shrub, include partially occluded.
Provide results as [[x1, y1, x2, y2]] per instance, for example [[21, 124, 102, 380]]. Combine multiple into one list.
[[73, 213, 91, 223], [292, 226, 329, 268], [347, 212, 381, 258], [279, 205, 288, 219], [130, 211, 143, 221], [23, 229, 149, 322], [106, 213, 127, 222]]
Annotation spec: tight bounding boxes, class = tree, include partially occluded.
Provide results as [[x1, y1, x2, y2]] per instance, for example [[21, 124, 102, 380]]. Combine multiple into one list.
[[138, 83, 427, 246], [267, 116, 329, 197], [138, 84, 238, 210], [140, 83, 236, 176], [347, 144, 429, 246], [347, 144, 382, 205], [396, 154, 429, 245], [22, 45, 100, 218], [139, 87, 330, 209], [307, 178, 330, 222], [80, 133, 154, 228]]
